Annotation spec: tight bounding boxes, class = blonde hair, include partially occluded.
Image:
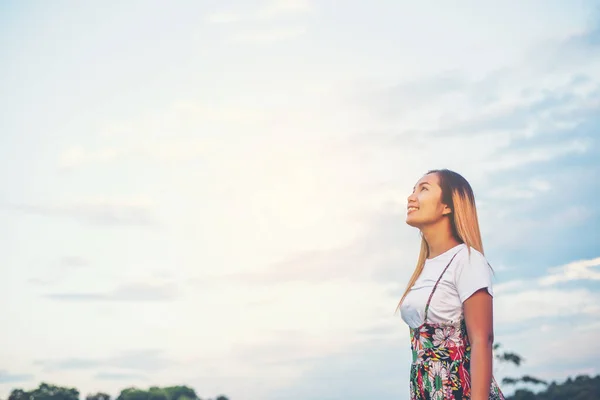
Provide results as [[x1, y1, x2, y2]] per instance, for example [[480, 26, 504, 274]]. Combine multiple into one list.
[[395, 169, 486, 313]]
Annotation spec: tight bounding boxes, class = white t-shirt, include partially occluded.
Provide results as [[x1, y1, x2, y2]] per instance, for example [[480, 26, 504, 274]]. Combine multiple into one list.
[[400, 243, 494, 329]]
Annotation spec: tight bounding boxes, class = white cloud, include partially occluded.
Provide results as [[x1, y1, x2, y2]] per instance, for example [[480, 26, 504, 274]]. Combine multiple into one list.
[[495, 287, 600, 324], [493, 318, 600, 387], [485, 178, 552, 200], [59, 146, 120, 170], [0, 370, 33, 384], [205, 0, 311, 44], [494, 280, 527, 295], [28, 256, 89, 286], [539, 256, 600, 285], [5, 196, 159, 227], [206, 0, 311, 24], [43, 282, 179, 302], [58, 139, 207, 169], [494, 256, 600, 324], [229, 26, 307, 44], [254, 0, 311, 20], [206, 11, 243, 24], [481, 139, 591, 172]]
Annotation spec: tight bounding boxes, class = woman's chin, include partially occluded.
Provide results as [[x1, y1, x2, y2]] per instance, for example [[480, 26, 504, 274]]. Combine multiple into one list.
[[405, 216, 420, 227]]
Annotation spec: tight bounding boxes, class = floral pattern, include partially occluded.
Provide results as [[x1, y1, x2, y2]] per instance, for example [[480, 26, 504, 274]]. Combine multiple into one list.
[[409, 318, 505, 399], [408, 250, 505, 399]]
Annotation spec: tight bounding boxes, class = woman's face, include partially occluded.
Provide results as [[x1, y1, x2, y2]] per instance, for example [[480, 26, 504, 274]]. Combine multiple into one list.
[[406, 173, 451, 228]]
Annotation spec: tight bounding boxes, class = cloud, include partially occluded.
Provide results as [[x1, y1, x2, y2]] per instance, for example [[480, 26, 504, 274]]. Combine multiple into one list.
[[59, 146, 121, 170], [494, 280, 527, 295], [347, 20, 600, 164], [263, 333, 408, 400], [206, 0, 311, 24], [57, 101, 287, 170], [94, 372, 147, 381], [223, 205, 417, 286], [231, 330, 344, 368], [355, 71, 599, 151], [480, 138, 591, 172], [58, 139, 206, 170], [35, 350, 172, 373], [3, 197, 159, 228], [205, 0, 311, 44], [0, 370, 34, 384], [229, 26, 306, 44], [494, 317, 600, 384], [60, 256, 88, 268], [485, 178, 552, 200], [555, 18, 600, 64], [181, 320, 407, 400], [258, 250, 600, 399], [488, 254, 600, 367], [539, 256, 600, 285], [493, 255, 600, 325], [495, 287, 600, 324], [28, 256, 89, 286], [43, 282, 180, 302], [483, 201, 598, 258]]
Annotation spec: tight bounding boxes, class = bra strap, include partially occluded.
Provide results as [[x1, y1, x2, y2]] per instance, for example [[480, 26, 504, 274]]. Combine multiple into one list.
[[423, 248, 463, 322]]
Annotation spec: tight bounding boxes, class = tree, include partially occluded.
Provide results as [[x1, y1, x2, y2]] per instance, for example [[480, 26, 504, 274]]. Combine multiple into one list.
[[162, 386, 197, 400], [8, 383, 79, 400], [86, 393, 110, 400], [494, 343, 547, 388], [116, 388, 148, 400], [494, 343, 600, 399], [506, 374, 600, 399], [147, 388, 167, 400], [8, 389, 28, 400], [7, 384, 227, 400], [508, 389, 537, 400], [116, 386, 207, 400]]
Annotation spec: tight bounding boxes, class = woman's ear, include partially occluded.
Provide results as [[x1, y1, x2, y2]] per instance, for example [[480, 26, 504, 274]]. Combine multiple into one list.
[[442, 204, 453, 215]]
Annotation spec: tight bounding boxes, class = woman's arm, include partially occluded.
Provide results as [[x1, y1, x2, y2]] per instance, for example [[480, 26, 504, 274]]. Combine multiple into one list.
[[463, 288, 495, 400]]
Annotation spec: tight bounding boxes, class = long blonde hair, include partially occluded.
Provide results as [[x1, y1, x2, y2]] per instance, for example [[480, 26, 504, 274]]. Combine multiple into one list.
[[395, 169, 486, 313]]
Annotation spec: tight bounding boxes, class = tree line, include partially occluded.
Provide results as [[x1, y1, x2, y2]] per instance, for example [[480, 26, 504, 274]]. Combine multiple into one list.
[[4, 374, 600, 400], [505, 375, 600, 399], [3, 344, 598, 400], [6, 384, 228, 400], [495, 342, 599, 399]]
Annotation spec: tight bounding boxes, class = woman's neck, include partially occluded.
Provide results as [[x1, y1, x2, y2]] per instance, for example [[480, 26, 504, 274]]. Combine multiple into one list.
[[422, 222, 461, 259]]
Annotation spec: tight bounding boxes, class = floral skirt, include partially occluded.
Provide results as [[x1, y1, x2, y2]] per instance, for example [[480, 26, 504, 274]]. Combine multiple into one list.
[[410, 359, 505, 400]]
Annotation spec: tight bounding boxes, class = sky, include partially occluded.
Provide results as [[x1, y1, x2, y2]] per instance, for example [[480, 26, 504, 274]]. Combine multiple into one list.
[[1, 1, 600, 399]]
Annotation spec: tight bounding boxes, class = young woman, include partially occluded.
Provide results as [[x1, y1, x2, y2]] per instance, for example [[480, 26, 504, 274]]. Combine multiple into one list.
[[397, 169, 505, 400]]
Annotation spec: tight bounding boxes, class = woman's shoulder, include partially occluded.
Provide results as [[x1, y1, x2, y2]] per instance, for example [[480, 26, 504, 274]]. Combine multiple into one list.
[[451, 245, 495, 301], [453, 245, 490, 267]]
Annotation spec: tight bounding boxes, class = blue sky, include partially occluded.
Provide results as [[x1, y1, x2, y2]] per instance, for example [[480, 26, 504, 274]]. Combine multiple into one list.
[[1, 1, 600, 399]]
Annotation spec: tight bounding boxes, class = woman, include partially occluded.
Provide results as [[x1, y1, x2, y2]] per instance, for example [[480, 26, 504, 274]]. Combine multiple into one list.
[[397, 169, 505, 400]]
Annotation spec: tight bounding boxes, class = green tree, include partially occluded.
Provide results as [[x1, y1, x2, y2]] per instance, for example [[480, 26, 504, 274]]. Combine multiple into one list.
[[115, 386, 209, 400], [494, 343, 547, 388], [9, 383, 79, 400], [162, 386, 197, 400], [86, 393, 110, 400], [147, 388, 167, 400], [506, 374, 600, 399], [508, 389, 537, 400], [116, 388, 148, 400], [7, 389, 29, 400]]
